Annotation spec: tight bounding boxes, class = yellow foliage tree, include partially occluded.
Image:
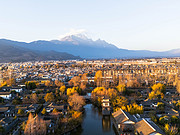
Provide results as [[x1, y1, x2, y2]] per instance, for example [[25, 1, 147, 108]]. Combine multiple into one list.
[[44, 92, 54, 102], [116, 84, 126, 93]]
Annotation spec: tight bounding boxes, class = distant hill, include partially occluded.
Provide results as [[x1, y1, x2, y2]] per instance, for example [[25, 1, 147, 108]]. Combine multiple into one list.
[[0, 41, 81, 63], [0, 34, 180, 62]]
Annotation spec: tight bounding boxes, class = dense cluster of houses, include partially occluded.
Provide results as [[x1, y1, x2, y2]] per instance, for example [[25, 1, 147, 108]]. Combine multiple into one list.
[[0, 58, 179, 134]]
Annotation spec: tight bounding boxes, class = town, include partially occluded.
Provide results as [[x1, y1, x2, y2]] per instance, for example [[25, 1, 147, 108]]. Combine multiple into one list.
[[0, 58, 180, 135]]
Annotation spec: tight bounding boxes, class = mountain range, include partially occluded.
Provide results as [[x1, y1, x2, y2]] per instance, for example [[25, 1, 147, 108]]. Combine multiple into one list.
[[0, 34, 180, 62]]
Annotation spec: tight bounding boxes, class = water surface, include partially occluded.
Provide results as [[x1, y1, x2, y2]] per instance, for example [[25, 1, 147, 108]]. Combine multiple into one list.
[[70, 104, 116, 135]]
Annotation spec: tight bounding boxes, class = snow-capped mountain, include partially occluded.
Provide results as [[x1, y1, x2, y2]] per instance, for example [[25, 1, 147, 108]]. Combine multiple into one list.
[[0, 34, 180, 60]]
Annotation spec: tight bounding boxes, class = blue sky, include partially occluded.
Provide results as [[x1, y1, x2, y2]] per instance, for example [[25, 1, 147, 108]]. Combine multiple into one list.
[[0, 0, 180, 51]]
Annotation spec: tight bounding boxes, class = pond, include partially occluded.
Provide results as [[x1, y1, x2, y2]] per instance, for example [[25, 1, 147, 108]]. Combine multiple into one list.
[[70, 104, 117, 135]]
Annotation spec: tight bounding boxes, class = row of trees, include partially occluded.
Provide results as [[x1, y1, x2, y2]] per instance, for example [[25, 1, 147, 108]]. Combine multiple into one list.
[[94, 70, 180, 93], [24, 113, 46, 135]]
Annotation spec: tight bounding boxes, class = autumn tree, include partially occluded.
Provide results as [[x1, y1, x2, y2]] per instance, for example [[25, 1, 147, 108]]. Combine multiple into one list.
[[94, 70, 103, 87], [24, 113, 47, 135], [24, 113, 34, 135], [59, 85, 66, 95], [152, 83, 166, 94], [31, 93, 39, 104], [44, 92, 54, 102], [41, 108, 46, 115], [121, 103, 143, 115], [52, 108, 58, 113], [72, 111, 82, 119], [111, 96, 128, 111], [17, 109, 24, 115], [68, 93, 85, 111], [176, 80, 180, 93], [149, 83, 166, 99], [55, 79, 64, 87], [116, 84, 126, 93], [69, 76, 81, 87], [107, 88, 117, 100], [80, 73, 88, 90], [6, 78, 16, 86], [45, 80, 53, 87], [67, 87, 81, 96]]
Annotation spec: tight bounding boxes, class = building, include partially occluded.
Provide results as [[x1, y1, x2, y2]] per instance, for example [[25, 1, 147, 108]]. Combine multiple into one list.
[[135, 118, 165, 135], [112, 109, 136, 133], [0, 92, 11, 99], [102, 96, 111, 115]]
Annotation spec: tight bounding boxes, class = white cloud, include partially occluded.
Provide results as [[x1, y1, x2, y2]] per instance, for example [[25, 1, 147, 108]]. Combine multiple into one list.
[[59, 29, 87, 39]]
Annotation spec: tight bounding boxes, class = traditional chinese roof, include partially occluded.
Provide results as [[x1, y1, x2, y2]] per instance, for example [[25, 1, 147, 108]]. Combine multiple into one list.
[[135, 119, 165, 135], [112, 109, 136, 124]]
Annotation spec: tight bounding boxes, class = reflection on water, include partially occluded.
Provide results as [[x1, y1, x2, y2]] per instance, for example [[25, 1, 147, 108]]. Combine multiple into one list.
[[70, 104, 116, 135], [102, 116, 111, 132]]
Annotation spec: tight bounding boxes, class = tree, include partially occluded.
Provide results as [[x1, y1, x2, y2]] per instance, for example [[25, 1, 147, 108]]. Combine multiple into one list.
[[176, 80, 180, 93], [0, 97, 4, 103], [55, 79, 63, 87], [41, 108, 46, 115], [91, 87, 106, 97], [31, 93, 38, 104], [45, 80, 53, 87], [111, 96, 128, 110], [80, 73, 88, 90], [67, 87, 81, 96], [68, 93, 85, 111], [151, 83, 166, 94], [72, 111, 82, 119], [52, 108, 58, 113], [44, 92, 54, 102], [69, 76, 81, 87], [159, 116, 168, 125], [94, 70, 103, 87], [116, 84, 126, 93], [24, 113, 34, 135], [17, 109, 24, 115], [6, 78, 16, 86], [121, 103, 143, 115], [59, 85, 66, 95], [157, 102, 165, 111], [24, 113, 46, 135], [149, 83, 165, 99], [107, 88, 117, 100], [170, 115, 178, 124], [25, 81, 37, 90]]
